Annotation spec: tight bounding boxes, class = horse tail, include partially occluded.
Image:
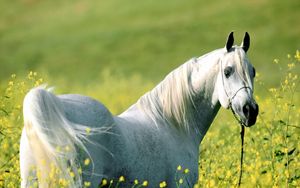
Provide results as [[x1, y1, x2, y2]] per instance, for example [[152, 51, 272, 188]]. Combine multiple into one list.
[[23, 86, 95, 188]]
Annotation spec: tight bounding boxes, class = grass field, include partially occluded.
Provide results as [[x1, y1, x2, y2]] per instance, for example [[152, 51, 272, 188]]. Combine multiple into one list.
[[0, 0, 299, 187]]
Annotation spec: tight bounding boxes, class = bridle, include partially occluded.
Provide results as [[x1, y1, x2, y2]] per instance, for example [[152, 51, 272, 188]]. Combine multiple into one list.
[[220, 56, 253, 187], [220, 58, 253, 127]]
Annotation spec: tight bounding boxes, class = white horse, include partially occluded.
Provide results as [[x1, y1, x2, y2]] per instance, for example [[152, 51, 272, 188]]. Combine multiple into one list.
[[20, 32, 258, 188]]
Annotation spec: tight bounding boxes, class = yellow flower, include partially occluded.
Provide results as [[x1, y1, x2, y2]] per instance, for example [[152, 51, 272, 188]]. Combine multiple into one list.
[[2, 142, 8, 150], [295, 50, 300, 61], [209, 180, 215, 187], [84, 158, 90, 166], [70, 171, 75, 178], [59, 178, 69, 187], [284, 79, 288, 85], [177, 165, 182, 171], [101, 179, 108, 186], [134, 179, 139, 185], [119, 176, 125, 182], [179, 178, 183, 184], [184, 168, 189, 174], [142, 180, 148, 186], [8, 81, 13, 86], [28, 71, 33, 79], [84, 181, 91, 187], [159, 181, 167, 188], [288, 63, 295, 69]]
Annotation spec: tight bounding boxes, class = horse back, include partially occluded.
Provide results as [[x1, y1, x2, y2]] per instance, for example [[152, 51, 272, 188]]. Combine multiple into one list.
[[58, 94, 114, 128]]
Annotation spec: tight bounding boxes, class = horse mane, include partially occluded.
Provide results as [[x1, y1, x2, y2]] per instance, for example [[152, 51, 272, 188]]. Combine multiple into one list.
[[137, 58, 197, 132]]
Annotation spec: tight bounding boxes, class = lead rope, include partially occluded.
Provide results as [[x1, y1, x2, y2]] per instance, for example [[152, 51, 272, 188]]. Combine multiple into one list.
[[229, 103, 245, 187], [238, 124, 245, 187]]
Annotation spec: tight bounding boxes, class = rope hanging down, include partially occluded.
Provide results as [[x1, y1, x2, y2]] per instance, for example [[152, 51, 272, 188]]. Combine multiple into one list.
[[238, 125, 245, 187], [229, 106, 245, 187], [228, 106, 245, 187]]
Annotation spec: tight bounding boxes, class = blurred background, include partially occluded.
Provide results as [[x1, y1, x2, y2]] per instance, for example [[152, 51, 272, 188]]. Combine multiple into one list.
[[0, 0, 299, 113]]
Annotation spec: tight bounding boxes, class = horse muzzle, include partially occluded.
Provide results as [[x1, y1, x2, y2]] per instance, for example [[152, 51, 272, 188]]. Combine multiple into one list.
[[241, 102, 259, 127]]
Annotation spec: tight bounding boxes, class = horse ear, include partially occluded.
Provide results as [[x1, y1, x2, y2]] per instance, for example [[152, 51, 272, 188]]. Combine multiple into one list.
[[225, 32, 234, 52], [241, 32, 250, 53]]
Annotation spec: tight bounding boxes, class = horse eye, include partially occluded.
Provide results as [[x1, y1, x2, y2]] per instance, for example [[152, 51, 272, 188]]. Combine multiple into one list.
[[252, 67, 256, 77], [224, 66, 233, 78]]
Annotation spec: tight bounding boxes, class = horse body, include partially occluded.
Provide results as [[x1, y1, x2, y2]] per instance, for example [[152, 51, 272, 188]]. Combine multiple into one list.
[[20, 32, 258, 187]]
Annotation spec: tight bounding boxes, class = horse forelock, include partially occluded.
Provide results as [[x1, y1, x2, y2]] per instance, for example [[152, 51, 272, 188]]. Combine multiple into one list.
[[233, 47, 253, 89]]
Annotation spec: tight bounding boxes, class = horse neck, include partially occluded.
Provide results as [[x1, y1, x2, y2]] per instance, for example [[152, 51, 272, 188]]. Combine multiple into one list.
[[131, 50, 223, 144], [188, 52, 222, 143]]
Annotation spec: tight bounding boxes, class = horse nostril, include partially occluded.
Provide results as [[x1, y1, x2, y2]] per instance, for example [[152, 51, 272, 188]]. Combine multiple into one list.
[[243, 104, 250, 117]]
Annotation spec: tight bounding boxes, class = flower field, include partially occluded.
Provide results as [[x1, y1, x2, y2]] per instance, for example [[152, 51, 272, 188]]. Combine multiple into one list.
[[0, 51, 299, 187]]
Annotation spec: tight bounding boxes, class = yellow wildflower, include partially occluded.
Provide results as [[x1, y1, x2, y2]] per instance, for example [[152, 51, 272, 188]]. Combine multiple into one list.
[[184, 168, 189, 174], [177, 165, 182, 171], [142, 180, 148, 186], [101, 179, 108, 186], [209, 180, 215, 187], [84, 158, 90, 166], [59, 178, 69, 187], [28, 71, 33, 78], [8, 81, 13, 86], [179, 178, 183, 184], [84, 181, 91, 187], [70, 171, 75, 178], [288, 63, 295, 69], [119, 176, 125, 182], [159, 181, 167, 188], [134, 179, 139, 185], [295, 50, 300, 61]]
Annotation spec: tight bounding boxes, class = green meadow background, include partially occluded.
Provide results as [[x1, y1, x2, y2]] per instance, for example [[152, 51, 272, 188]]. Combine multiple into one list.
[[0, 0, 299, 187]]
